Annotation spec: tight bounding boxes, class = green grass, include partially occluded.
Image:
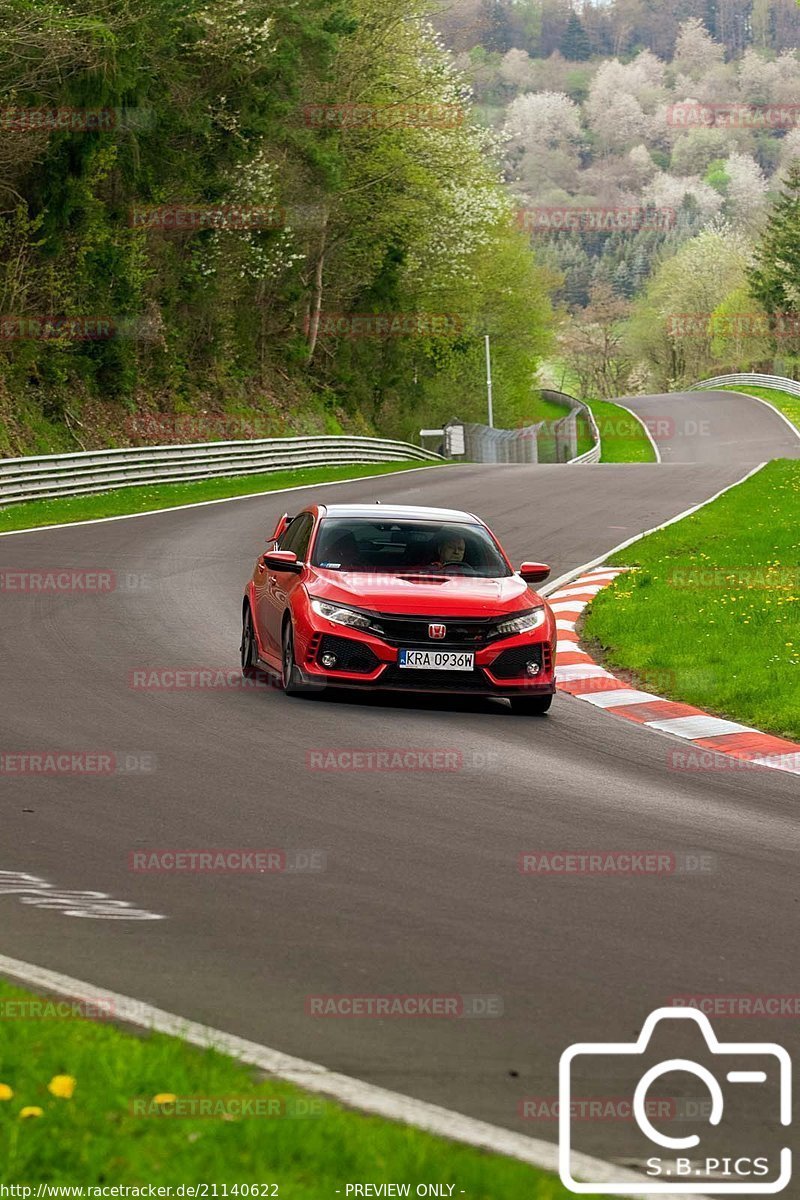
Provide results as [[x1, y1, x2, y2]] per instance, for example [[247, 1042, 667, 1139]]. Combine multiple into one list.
[[583, 460, 800, 740], [0, 461, 444, 534], [711, 384, 800, 434], [0, 979, 591, 1196], [583, 399, 657, 464]]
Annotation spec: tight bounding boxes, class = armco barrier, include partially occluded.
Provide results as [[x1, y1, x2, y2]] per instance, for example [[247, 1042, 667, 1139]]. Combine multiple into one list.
[[0, 436, 443, 506], [440, 391, 601, 465], [693, 372, 800, 397]]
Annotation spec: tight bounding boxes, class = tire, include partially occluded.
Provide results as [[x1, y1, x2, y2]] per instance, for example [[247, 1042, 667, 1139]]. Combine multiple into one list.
[[240, 605, 259, 678], [281, 619, 306, 697], [509, 693, 553, 715]]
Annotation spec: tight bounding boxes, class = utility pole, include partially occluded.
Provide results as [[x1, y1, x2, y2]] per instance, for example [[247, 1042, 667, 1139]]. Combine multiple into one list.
[[484, 334, 494, 428]]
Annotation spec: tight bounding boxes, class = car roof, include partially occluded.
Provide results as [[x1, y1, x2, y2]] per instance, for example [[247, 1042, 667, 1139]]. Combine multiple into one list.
[[317, 503, 482, 524]]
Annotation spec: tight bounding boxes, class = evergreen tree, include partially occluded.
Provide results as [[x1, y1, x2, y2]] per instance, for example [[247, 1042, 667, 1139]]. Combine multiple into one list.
[[748, 163, 800, 318], [480, 0, 515, 52], [612, 260, 633, 299], [560, 11, 592, 60]]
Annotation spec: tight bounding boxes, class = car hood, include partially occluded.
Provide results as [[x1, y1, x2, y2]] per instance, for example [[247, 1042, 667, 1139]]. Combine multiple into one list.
[[306, 569, 542, 617]]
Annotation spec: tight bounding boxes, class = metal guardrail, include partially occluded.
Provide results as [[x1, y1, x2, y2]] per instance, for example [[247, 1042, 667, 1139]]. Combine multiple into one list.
[[693, 372, 800, 397], [0, 435, 443, 507], [436, 391, 601, 465]]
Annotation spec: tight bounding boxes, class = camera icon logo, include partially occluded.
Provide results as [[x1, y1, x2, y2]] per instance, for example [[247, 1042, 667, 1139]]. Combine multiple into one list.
[[559, 1006, 791, 1194]]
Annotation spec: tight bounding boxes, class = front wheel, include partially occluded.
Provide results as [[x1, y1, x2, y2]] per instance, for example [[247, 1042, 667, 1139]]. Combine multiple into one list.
[[281, 620, 306, 697], [240, 605, 259, 678], [509, 693, 553, 715]]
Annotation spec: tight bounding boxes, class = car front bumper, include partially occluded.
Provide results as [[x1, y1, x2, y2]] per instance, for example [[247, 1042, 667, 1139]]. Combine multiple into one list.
[[293, 618, 557, 697]]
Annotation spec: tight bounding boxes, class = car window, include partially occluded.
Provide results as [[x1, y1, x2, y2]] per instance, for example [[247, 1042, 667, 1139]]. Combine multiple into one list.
[[279, 512, 313, 560], [311, 519, 511, 578]]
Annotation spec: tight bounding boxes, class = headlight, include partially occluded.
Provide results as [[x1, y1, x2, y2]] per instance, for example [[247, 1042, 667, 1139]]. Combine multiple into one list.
[[310, 598, 378, 632], [493, 607, 547, 637]]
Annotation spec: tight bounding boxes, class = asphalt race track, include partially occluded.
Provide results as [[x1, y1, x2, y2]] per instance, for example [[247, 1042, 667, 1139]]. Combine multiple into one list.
[[1, 389, 799, 1171]]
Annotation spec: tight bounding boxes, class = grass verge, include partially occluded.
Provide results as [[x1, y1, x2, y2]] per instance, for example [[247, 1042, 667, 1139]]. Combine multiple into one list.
[[583, 459, 800, 740], [0, 979, 592, 1197], [583, 399, 657, 464], [712, 384, 800, 435], [0, 462, 444, 534]]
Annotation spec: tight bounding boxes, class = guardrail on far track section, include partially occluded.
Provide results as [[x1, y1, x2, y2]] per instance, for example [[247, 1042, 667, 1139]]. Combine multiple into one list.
[[692, 372, 800, 397], [0, 435, 443, 507]]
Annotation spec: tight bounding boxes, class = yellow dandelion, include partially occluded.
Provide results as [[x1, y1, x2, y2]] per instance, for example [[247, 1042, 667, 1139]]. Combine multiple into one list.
[[47, 1075, 76, 1099], [0, 1083, 13, 1101], [19, 1107, 44, 1119], [153, 1093, 177, 1105]]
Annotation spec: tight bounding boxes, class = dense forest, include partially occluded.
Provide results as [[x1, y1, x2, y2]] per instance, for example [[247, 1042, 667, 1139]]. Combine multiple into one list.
[[440, 0, 800, 394], [0, 0, 554, 454], [0, 0, 798, 454]]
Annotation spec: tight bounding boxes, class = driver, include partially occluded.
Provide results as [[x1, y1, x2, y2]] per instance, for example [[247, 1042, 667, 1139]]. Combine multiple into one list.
[[433, 533, 466, 567]]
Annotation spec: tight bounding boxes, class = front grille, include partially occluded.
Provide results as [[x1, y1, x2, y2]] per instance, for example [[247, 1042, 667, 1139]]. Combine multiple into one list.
[[370, 613, 494, 646], [318, 634, 379, 674], [490, 643, 545, 679], [378, 665, 489, 691]]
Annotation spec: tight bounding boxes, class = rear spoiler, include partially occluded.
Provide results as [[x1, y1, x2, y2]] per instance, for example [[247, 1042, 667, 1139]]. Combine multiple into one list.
[[268, 512, 293, 542]]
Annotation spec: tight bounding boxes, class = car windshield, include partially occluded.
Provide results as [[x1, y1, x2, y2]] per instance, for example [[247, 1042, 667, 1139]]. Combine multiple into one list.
[[311, 519, 512, 578]]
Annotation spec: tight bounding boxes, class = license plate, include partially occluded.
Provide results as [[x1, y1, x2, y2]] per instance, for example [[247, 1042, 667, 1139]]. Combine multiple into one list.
[[398, 649, 475, 671]]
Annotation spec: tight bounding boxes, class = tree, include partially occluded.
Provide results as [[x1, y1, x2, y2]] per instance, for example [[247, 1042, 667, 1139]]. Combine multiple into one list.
[[627, 221, 756, 387], [504, 91, 583, 150], [748, 162, 800, 321], [560, 12, 591, 61], [672, 17, 724, 78], [558, 282, 634, 397]]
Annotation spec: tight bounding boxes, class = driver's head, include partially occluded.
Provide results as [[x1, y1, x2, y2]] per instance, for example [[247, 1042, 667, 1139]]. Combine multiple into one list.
[[438, 533, 466, 563]]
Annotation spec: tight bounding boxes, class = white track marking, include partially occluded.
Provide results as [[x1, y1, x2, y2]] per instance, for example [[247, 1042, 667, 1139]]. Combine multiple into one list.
[[702, 388, 800, 442], [609, 402, 662, 463], [550, 584, 605, 598], [581, 689, 663, 709], [0, 954, 696, 1199], [555, 664, 615, 682], [0, 870, 163, 920], [541, 461, 767, 597], [0, 464, 448, 538], [749, 753, 800, 775], [644, 715, 755, 739]]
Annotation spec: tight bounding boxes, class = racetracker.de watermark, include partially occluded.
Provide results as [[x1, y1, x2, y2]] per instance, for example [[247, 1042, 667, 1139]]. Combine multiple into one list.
[[517, 206, 675, 233], [128, 849, 325, 873], [667, 995, 800, 1017], [308, 312, 464, 338], [302, 103, 464, 128], [0, 569, 150, 594], [305, 748, 499, 771], [0, 315, 161, 342], [667, 748, 800, 773], [518, 851, 718, 875], [666, 102, 800, 129], [129, 205, 285, 231], [305, 994, 503, 1017], [128, 667, 278, 690], [0, 106, 153, 132], [129, 1095, 325, 1118], [519, 1094, 725, 1123], [0, 751, 156, 776], [0, 996, 115, 1020], [666, 312, 800, 338], [666, 566, 800, 589]]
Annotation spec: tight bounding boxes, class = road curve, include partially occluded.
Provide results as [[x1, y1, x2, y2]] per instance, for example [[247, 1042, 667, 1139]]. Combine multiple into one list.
[[1, 389, 798, 1171]]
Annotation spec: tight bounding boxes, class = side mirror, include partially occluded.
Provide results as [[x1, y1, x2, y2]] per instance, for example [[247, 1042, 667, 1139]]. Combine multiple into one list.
[[262, 550, 302, 573], [519, 561, 550, 584]]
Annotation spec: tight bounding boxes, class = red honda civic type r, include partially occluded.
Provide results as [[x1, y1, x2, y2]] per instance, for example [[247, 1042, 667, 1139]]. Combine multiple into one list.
[[241, 503, 557, 713]]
